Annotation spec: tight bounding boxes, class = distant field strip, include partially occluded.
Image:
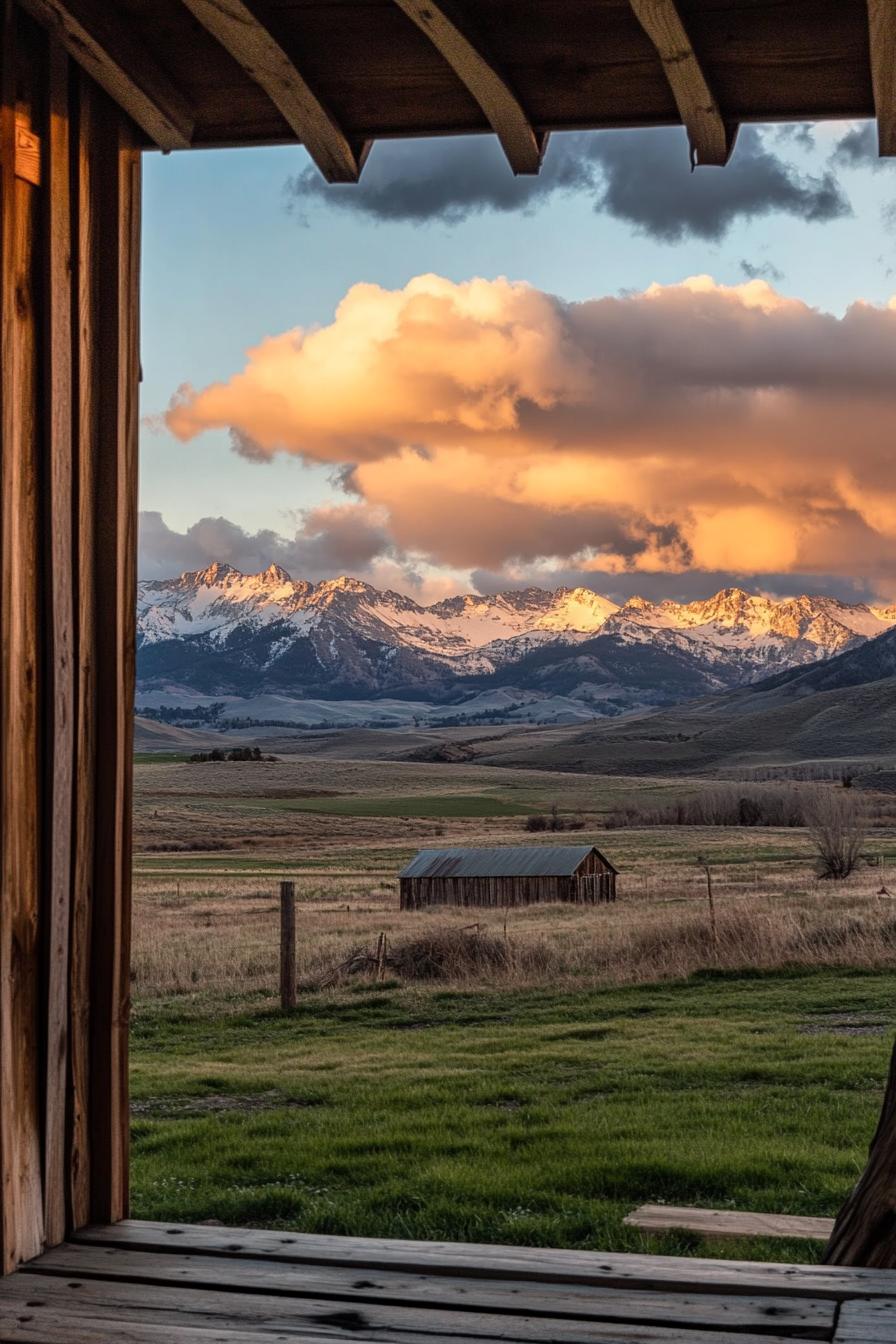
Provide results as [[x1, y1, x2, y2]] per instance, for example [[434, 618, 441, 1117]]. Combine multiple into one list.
[[171, 792, 539, 818]]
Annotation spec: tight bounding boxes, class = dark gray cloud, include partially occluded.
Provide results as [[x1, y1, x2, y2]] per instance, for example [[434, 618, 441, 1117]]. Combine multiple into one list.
[[287, 125, 850, 242], [739, 258, 784, 282], [138, 505, 395, 582], [831, 122, 880, 169]]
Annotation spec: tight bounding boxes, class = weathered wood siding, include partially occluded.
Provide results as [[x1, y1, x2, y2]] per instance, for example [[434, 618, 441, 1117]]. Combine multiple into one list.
[[0, 4, 139, 1273], [400, 857, 617, 910]]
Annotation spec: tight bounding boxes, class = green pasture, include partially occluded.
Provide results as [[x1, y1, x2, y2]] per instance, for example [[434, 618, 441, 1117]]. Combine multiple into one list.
[[130, 968, 889, 1263]]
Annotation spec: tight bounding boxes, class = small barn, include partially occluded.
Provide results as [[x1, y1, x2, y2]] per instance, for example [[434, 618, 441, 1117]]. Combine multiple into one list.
[[399, 845, 617, 910]]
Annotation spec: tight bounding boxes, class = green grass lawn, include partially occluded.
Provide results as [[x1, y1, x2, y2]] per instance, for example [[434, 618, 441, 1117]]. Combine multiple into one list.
[[130, 967, 890, 1262]]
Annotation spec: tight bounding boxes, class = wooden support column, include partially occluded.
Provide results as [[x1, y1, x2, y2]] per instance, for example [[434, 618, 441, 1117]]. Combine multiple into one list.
[[41, 32, 75, 1253], [0, 0, 45, 1273], [868, 0, 896, 156], [88, 90, 140, 1229], [0, 2, 140, 1273]]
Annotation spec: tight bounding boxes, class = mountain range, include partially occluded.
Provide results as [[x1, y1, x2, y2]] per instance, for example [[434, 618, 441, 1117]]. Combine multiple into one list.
[[136, 564, 896, 724], [474, 625, 896, 777]]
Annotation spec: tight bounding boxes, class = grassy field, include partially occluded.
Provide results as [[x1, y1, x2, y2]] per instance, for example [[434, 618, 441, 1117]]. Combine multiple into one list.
[[130, 750, 896, 1261], [131, 969, 892, 1261]]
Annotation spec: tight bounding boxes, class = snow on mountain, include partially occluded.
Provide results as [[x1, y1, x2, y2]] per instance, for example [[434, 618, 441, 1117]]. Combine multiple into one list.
[[136, 566, 896, 707], [137, 568, 621, 666], [605, 586, 895, 679]]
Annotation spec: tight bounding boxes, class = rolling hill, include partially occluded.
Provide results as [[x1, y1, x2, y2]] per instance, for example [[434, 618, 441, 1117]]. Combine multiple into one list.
[[473, 628, 896, 776]]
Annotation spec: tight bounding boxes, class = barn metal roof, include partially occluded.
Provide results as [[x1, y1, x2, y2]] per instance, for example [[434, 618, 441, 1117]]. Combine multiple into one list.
[[400, 845, 610, 880]]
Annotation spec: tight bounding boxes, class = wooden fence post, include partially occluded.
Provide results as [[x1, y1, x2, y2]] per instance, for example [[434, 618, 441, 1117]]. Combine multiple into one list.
[[280, 881, 296, 1011]]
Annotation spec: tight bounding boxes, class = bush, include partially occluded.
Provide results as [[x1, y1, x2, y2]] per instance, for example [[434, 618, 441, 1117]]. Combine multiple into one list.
[[606, 783, 806, 829], [189, 746, 278, 763], [524, 804, 585, 833], [805, 789, 867, 880]]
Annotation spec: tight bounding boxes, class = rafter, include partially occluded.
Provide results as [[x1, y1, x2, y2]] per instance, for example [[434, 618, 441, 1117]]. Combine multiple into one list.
[[868, 0, 896, 155], [629, 0, 736, 166], [19, 0, 193, 151], [180, 0, 367, 182], [392, 0, 545, 175]]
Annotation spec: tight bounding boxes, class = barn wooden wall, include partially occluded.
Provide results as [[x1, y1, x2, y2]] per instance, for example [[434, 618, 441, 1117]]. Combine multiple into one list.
[[0, 3, 139, 1274]]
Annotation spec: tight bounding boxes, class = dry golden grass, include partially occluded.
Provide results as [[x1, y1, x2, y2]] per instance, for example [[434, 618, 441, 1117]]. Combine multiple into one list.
[[131, 755, 896, 1005], [132, 854, 896, 1004]]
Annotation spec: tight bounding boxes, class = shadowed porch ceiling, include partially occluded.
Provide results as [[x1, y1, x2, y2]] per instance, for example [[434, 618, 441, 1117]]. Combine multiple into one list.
[[19, 1, 893, 178]]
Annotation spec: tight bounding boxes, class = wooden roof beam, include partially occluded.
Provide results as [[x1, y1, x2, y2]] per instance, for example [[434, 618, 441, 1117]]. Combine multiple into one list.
[[180, 0, 368, 183], [19, 0, 194, 151], [629, 0, 737, 166], [868, 0, 896, 155], [392, 0, 545, 175]]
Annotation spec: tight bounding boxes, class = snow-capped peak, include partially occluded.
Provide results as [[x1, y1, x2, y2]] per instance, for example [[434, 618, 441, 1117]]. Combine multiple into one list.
[[136, 567, 896, 701]]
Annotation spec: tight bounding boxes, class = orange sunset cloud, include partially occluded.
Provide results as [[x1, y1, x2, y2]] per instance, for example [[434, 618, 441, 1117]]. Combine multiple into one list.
[[165, 274, 896, 590]]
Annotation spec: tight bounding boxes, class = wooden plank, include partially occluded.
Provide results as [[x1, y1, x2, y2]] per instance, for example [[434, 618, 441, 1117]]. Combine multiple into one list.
[[0, 11, 46, 1274], [835, 1296, 896, 1342], [0, 1307, 349, 1344], [21, 1246, 836, 1336], [88, 105, 140, 1226], [624, 1206, 834, 1242], [73, 1221, 896, 1300], [180, 0, 367, 182], [868, 0, 896, 155], [67, 68, 99, 1233], [14, 114, 40, 185], [0, 1269, 817, 1344], [392, 0, 544, 174], [40, 34, 75, 1253], [628, 0, 736, 166], [19, 0, 193, 150]]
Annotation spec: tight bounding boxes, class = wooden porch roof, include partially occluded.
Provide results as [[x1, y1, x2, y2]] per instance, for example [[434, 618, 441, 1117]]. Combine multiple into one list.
[[20, 2, 894, 179]]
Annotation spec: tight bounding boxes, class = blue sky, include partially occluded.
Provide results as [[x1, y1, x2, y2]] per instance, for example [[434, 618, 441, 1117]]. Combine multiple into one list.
[[140, 122, 896, 604]]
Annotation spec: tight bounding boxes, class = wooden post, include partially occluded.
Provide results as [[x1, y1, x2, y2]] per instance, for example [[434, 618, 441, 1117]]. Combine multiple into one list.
[[279, 881, 296, 1011]]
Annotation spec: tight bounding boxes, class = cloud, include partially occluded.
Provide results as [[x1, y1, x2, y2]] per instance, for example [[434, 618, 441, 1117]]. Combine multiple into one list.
[[286, 126, 850, 242], [470, 566, 883, 608], [139, 503, 395, 581], [831, 122, 881, 169], [739, 258, 784, 283], [164, 272, 896, 596]]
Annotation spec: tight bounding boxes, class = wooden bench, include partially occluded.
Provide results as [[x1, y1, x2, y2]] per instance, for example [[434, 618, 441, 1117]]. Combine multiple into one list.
[[625, 1204, 835, 1241]]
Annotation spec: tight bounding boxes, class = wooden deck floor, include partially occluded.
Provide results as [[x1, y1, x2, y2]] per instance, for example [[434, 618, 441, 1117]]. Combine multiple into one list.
[[1, 1220, 894, 1342]]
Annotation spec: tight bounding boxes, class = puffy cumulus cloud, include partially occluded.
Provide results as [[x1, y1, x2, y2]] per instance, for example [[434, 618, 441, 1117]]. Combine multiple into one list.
[[164, 273, 896, 595], [287, 126, 849, 242]]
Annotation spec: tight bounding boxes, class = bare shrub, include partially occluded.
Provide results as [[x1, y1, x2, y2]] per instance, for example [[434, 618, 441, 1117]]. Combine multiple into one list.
[[388, 928, 513, 981], [524, 803, 585, 833], [805, 788, 868, 880], [606, 783, 806, 829]]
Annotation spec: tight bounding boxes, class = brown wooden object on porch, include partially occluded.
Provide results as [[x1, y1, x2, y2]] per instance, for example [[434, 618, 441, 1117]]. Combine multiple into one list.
[[824, 1039, 896, 1267]]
